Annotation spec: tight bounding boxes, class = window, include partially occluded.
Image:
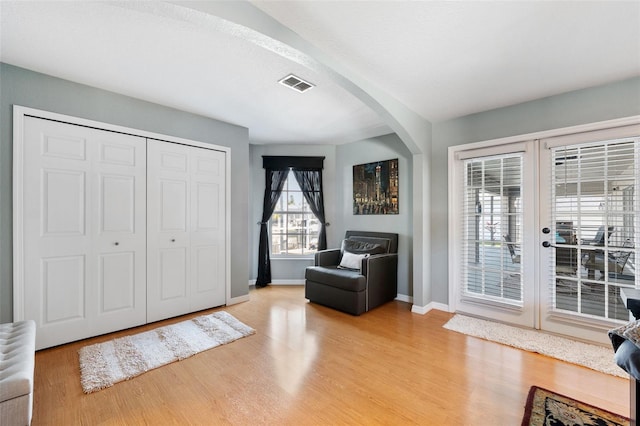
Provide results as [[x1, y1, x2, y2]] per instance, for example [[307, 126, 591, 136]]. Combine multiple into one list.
[[270, 170, 320, 256]]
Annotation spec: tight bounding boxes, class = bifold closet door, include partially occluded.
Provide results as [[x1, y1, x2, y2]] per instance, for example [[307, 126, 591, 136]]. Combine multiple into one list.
[[147, 140, 226, 323], [21, 117, 147, 349]]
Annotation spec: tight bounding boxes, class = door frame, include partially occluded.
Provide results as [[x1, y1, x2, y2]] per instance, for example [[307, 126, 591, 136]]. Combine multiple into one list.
[[13, 105, 232, 321], [448, 115, 640, 338]]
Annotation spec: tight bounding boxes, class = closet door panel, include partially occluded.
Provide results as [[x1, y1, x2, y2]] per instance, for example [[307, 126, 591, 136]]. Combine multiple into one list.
[[92, 133, 147, 336], [42, 255, 86, 323], [23, 118, 92, 349], [21, 117, 147, 349], [147, 140, 191, 322], [190, 147, 226, 311], [42, 169, 86, 235], [159, 248, 188, 300], [99, 251, 136, 313], [100, 174, 136, 233], [147, 141, 226, 319]]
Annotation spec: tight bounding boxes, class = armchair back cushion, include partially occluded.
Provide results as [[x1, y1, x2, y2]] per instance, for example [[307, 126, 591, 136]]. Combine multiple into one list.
[[345, 230, 398, 254], [341, 239, 387, 256]]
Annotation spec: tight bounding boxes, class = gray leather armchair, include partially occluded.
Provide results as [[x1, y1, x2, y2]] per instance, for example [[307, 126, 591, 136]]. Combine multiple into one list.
[[305, 231, 398, 315]]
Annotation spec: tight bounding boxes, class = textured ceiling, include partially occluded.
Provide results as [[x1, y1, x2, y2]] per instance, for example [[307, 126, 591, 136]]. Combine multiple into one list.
[[1, 1, 639, 145], [254, 0, 640, 122]]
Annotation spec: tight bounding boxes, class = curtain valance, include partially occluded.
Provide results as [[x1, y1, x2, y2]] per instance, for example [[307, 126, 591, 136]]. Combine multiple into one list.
[[262, 156, 324, 170]]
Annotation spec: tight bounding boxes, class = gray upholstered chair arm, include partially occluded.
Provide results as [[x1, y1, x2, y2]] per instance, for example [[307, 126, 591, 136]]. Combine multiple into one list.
[[315, 249, 341, 266]]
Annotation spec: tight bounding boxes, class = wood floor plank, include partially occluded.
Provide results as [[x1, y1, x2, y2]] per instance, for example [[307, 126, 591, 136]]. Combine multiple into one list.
[[32, 285, 630, 425]]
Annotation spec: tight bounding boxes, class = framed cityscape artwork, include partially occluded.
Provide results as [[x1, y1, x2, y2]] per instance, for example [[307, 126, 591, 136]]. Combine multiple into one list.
[[353, 158, 399, 215]]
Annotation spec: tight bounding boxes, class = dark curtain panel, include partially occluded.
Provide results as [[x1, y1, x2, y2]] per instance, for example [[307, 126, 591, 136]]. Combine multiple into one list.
[[256, 169, 289, 288], [293, 170, 327, 251]]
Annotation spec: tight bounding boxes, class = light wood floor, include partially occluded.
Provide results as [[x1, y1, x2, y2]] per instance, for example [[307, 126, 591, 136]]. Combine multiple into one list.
[[33, 286, 629, 425]]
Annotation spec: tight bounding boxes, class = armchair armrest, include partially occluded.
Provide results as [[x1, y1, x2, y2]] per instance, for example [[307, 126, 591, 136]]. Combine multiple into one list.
[[362, 253, 398, 277], [361, 253, 398, 310], [315, 249, 341, 266]]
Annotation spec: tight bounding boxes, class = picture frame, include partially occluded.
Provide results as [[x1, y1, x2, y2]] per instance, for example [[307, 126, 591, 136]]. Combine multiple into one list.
[[353, 158, 399, 215]]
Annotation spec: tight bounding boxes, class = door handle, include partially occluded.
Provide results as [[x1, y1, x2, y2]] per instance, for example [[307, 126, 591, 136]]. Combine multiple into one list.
[[542, 241, 558, 248]]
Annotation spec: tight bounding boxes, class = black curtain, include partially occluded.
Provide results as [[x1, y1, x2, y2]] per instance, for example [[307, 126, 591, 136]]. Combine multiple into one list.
[[256, 169, 288, 287], [293, 170, 327, 251], [256, 156, 326, 288]]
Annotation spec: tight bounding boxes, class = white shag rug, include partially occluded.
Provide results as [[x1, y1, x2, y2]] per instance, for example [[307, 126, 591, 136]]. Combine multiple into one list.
[[79, 311, 255, 393], [443, 314, 626, 378]]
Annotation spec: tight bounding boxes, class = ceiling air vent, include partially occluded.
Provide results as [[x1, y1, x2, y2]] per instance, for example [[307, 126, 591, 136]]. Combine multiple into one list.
[[278, 74, 315, 93]]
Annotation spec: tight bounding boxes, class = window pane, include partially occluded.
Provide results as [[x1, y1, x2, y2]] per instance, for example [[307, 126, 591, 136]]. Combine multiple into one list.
[[269, 170, 320, 256]]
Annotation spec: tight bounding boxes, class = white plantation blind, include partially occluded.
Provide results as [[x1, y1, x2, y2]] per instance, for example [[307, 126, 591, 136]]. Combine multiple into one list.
[[462, 153, 524, 305], [549, 136, 639, 322]]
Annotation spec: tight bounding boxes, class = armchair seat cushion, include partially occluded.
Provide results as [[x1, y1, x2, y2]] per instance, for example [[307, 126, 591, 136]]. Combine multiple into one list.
[[305, 266, 366, 292]]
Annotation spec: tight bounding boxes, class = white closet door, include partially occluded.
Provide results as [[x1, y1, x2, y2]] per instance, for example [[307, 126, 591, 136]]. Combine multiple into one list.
[[147, 141, 191, 321], [22, 117, 147, 349], [190, 147, 226, 311], [147, 140, 226, 322]]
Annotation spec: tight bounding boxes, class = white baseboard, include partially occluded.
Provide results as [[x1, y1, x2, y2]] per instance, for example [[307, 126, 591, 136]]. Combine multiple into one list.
[[227, 293, 250, 305], [411, 301, 450, 315], [395, 294, 412, 303], [248, 279, 304, 286]]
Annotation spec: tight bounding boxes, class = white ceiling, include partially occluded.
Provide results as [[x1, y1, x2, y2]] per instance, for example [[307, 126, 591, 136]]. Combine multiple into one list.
[[1, 1, 639, 145]]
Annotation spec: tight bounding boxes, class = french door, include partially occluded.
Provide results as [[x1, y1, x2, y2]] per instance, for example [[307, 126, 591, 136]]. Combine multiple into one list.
[[539, 127, 639, 343], [451, 141, 537, 328], [451, 121, 639, 344]]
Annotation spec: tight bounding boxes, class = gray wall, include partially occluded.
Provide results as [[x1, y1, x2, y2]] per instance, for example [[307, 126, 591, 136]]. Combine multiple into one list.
[[0, 63, 251, 323], [336, 133, 413, 297], [430, 76, 640, 304], [248, 134, 413, 298], [249, 144, 338, 282]]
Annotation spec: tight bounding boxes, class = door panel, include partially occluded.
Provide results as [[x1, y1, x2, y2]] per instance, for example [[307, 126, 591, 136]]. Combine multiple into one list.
[[99, 252, 135, 313], [539, 135, 639, 344], [159, 248, 188, 300], [195, 183, 220, 230], [160, 180, 188, 230], [452, 142, 536, 328], [100, 174, 136, 233], [195, 246, 219, 293], [22, 116, 146, 349], [147, 140, 226, 320], [42, 169, 86, 235], [42, 255, 85, 323], [190, 148, 226, 311], [147, 141, 191, 321]]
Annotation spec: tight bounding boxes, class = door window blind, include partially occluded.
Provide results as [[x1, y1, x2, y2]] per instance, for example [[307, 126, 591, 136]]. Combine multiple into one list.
[[462, 153, 523, 305], [550, 137, 639, 322]]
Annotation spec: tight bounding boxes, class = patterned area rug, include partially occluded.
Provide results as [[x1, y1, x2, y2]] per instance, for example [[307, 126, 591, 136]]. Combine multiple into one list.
[[443, 314, 626, 378], [79, 311, 255, 393], [522, 386, 629, 426]]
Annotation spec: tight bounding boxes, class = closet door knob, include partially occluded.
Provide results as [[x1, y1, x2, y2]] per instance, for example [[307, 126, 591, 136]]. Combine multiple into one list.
[[171, 239, 176, 242], [114, 242, 119, 246]]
